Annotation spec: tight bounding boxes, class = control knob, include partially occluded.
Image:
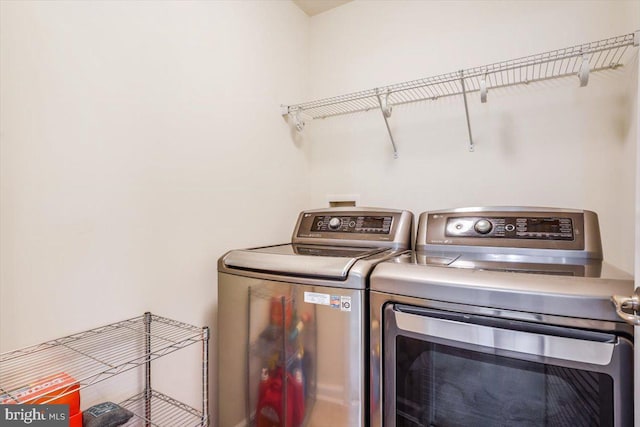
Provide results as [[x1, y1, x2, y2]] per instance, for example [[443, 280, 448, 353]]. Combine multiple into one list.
[[328, 217, 342, 230], [474, 219, 493, 234]]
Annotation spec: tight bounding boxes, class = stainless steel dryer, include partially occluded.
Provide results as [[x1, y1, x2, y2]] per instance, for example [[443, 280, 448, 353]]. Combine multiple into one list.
[[370, 207, 634, 427], [218, 207, 413, 427]]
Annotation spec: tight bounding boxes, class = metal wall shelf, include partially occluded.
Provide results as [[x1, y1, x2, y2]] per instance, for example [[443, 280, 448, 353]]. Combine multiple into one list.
[[282, 31, 639, 157], [0, 313, 210, 427]]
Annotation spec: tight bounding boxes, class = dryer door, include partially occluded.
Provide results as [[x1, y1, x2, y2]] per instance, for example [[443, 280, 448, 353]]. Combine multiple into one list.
[[384, 304, 633, 427]]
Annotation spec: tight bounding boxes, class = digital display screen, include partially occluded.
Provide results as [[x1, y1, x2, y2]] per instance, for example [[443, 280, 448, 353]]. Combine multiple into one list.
[[362, 217, 385, 229], [517, 217, 574, 240], [526, 218, 563, 233]]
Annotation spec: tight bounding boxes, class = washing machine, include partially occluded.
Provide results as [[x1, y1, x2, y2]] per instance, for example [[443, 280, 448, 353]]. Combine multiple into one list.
[[217, 207, 413, 427], [369, 207, 634, 427]]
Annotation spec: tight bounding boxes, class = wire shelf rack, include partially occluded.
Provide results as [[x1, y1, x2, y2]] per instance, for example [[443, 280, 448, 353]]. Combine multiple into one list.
[[119, 389, 204, 427], [0, 313, 209, 427], [0, 314, 202, 396], [282, 31, 639, 156]]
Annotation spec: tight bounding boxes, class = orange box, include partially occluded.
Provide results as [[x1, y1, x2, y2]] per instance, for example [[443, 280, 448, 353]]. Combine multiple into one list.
[[69, 411, 82, 427], [0, 372, 80, 415]]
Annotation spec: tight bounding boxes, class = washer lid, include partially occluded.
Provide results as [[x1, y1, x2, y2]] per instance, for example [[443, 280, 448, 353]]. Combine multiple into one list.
[[222, 244, 387, 280]]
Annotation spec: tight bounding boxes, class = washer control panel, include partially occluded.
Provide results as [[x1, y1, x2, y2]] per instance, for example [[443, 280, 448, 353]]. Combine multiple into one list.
[[446, 216, 574, 241], [294, 208, 414, 249], [310, 215, 393, 234]]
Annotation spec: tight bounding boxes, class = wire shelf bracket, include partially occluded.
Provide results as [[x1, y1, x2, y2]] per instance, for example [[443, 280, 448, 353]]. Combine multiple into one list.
[[376, 88, 399, 158], [281, 30, 639, 158], [460, 70, 474, 152]]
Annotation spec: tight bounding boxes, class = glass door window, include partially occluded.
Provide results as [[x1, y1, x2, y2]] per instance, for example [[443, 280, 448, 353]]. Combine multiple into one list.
[[396, 335, 614, 427]]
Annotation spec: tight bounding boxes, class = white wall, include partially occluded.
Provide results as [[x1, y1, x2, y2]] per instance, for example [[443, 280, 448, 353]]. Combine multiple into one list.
[[0, 0, 309, 412], [1, 0, 639, 422], [306, 0, 640, 273]]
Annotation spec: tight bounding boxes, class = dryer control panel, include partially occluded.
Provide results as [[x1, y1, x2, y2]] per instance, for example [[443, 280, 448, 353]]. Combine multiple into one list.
[[445, 216, 574, 241], [416, 207, 603, 259]]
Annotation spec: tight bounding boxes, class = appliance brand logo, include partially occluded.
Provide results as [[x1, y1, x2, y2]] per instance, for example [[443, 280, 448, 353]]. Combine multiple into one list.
[[0, 405, 68, 426]]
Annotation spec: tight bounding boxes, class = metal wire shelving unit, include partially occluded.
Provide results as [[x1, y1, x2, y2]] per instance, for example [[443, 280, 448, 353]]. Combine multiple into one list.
[[0, 312, 210, 427], [282, 31, 639, 157], [120, 390, 204, 427]]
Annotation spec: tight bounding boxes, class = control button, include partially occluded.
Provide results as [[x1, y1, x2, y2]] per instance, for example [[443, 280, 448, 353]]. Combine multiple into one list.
[[328, 217, 341, 230], [474, 219, 493, 234], [505, 224, 515, 232], [349, 221, 356, 228]]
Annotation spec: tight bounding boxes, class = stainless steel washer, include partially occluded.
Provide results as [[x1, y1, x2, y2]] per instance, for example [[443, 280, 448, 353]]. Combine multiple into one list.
[[218, 207, 413, 427], [370, 207, 634, 427]]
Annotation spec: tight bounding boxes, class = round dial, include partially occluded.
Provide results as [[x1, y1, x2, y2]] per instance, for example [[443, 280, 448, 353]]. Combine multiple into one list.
[[474, 219, 493, 234], [328, 217, 342, 230]]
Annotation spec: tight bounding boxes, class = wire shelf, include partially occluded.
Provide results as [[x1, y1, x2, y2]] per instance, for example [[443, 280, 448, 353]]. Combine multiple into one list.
[[0, 314, 204, 404], [283, 31, 639, 119], [119, 389, 204, 427]]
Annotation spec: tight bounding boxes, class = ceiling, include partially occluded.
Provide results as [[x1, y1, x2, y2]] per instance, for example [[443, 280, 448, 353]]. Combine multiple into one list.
[[292, 0, 352, 16]]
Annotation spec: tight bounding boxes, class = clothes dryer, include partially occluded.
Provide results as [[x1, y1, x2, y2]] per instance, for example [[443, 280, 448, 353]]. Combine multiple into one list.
[[370, 207, 634, 427]]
